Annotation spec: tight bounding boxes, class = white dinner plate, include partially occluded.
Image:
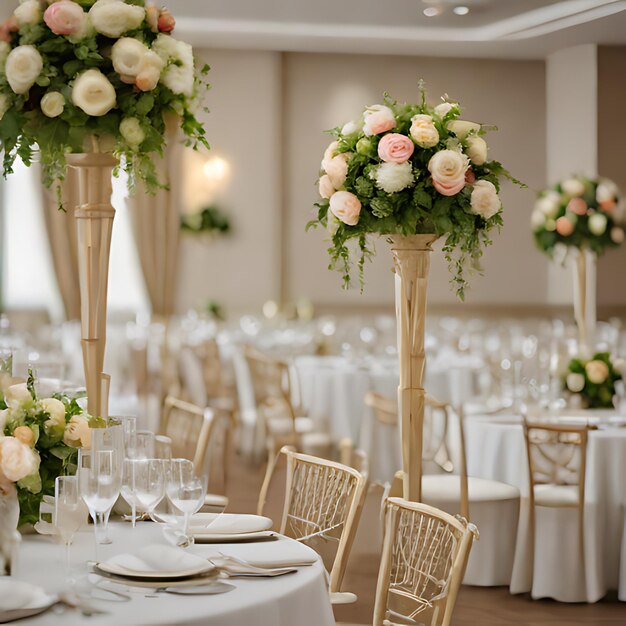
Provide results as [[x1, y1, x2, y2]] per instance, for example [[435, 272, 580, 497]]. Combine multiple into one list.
[[0, 579, 57, 623], [189, 513, 273, 535]]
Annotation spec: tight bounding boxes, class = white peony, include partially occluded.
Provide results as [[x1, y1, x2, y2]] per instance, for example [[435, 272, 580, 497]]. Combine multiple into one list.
[[373, 161, 414, 194], [466, 136, 488, 166], [447, 119, 480, 139], [112, 37, 148, 83], [5, 45, 43, 95], [561, 178, 585, 197], [0, 95, 9, 121], [14, 0, 42, 26], [152, 34, 194, 96], [596, 180, 619, 204], [120, 117, 145, 147], [566, 372, 585, 393], [341, 120, 360, 135], [470, 180, 501, 219], [611, 227, 625, 244], [535, 192, 561, 218], [89, 0, 145, 38], [40, 91, 64, 118], [0, 437, 39, 482], [530, 209, 545, 230], [588, 212, 607, 236], [72, 69, 116, 116], [63, 414, 91, 448], [410, 114, 439, 148]]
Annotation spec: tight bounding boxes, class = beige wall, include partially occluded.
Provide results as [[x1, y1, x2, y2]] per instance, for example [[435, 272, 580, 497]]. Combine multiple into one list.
[[284, 53, 547, 309]]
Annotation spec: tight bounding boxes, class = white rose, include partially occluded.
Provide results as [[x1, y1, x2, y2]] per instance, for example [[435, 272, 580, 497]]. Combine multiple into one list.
[[362, 104, 395, 137], [120, 117, 145, 148], [5, 45, 43, 95], [318, 174, 335, 199], [0, 437, 39, 482], [588, 212, 607, 236], [341, 120, 360, 135], [434, 102, 456, 117], [530, 209, 545, 230], [322, 153, 349, 189], [152, 34, 194, 96], [72, 69, 116, 117], [4, 383, 32, 409], [561, 178, 585, 197], [14, 0, 42, 26], [447, 119, 481, 139], [466, 136, 488, 166], [410, 114, 439, 148], [596, 180, 619, 204], [470, 180, 501, 219], [566, 372, 585, 393], [373, 161, 414, 194], [40, 397, 66, 431], [0, 95, 9, 121], [89, 0, 145, 38], [535, 192, 561, 218], [585, 360, 609, 385], [0, 41, 10, 70], [611, 227, 625, 244], [40, 91, 64, 118], [63, 414, 91, 448], [112, 37, 148, 83]]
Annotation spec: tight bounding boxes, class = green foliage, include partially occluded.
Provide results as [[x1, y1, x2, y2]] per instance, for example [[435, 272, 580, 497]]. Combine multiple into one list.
[[181, 206, 232, 235]]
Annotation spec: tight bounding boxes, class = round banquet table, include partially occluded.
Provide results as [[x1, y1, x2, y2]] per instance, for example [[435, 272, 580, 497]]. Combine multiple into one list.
[[13, 522, 336, 626], [464, 413, 626, 602]]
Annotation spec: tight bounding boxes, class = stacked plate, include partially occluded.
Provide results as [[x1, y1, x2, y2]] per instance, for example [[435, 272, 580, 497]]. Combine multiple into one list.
[[189, 513, 275, 543]]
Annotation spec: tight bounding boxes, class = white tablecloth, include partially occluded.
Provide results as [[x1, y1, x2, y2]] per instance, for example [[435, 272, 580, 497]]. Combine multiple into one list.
[[464, 414, 626, 602], [13, 523, 335, 626]]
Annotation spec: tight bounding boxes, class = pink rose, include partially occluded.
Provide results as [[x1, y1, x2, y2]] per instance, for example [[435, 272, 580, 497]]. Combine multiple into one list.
[[567, 197, 587, 216], [329, 191, 361, 226], [600, 199, 616, 213], [465, 168, 476, 185], [157, 7, 175, 32], [377, 133, 414, 164], [44, 0, 86, 36], [363, 105, 395, 136], [428, 149, 469, 197], [556, 216, 575, 236]]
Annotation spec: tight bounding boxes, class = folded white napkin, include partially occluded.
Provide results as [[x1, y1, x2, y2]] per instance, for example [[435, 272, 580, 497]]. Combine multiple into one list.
[[0, 579, 52, 612], [189, 514, 273, 535], [202, 540, 318, 569], [104, 544, 208, 574]]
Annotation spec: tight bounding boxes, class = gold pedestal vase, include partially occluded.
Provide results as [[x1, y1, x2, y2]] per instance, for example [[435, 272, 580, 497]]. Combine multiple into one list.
[[390, 234, 438, 502]]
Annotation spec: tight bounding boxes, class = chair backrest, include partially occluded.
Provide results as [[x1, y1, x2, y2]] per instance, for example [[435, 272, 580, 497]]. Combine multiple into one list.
[[192, 338, 224, 399], [279, 447, 367, 593], [161, 396, 227, 480], [373, 497, 477, 626]]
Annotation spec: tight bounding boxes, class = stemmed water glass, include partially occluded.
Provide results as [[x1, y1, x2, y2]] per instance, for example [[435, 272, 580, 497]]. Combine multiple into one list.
[[54, 475, 84, 580], [120, 459, 165, 527]]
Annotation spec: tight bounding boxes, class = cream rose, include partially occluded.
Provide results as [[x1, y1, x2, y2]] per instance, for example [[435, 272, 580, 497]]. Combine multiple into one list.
[[63, 414, 91, 448], [72, 69, 116, 116], [0, 436, 39, 482], [611, 227, 625, 244], [4, 383, 32, 408], [530, 209, 545, 230], [89, 0, 145, 38], [41, 91, 64, 118], [447, 119, 480, 139], [120, 117, 145, 148], [535, 192, 561, 218], [112, 37, 149, 83], [341, 120, 360, 135], [466, 136, 488, 166], [410, 114, 439, 149], [434, 102, 456, 117], [135, 50, 163, 91], [585, 360, 609, 385], [323, 153, 349, 189], [596, 180, 618, 204], [588, 212, 607, 236], [318, 174, 335, 199], [13, 426, 34, 447], [566, 372, 585, 393], [362, 104, 395, 137], [329, 191, 361, 226], [14, 0, 41, 26], [5, 45, 43, 95], [40, 397, 66, 431], [373, 161, 414, 194], [152, 34, 194, 96], [0, 94, 9, 121], [470, 180, 501, 219], [561, 178, 585, 197], [428, 149, 469, 197]]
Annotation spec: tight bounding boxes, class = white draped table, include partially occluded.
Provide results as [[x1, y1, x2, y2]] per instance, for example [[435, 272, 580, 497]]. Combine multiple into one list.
[[13, 522, 336, 626], [464, 413, 626, 602]]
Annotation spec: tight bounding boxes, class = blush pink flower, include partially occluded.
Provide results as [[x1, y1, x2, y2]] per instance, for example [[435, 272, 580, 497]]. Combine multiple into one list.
[[44, 0, 86, 36], [157, 8, 175, 32], [428, 149, 469, 197], [556, 216, 575, 236], [329, 191, 361, 226], [465, 168, 476, 185], [0, 17, 18, 42], [363, 105, 395, 136], [377, 133, 414, 164], [599, 199, 616, 213], [567, 197, 587, 216]]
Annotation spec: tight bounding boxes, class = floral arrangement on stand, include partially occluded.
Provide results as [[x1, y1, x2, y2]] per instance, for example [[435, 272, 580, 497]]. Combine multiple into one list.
[[532, 176, 625, 255], [564, 352, 623, 409], [307, 84, 522, 297], [0, 0, 210, 198], [0, 375, 96, 527], [181, 205, 232, 236]]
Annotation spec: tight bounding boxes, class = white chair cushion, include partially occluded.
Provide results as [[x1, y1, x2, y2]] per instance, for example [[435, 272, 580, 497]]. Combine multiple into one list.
[[422, 474, 519, 504], [300, 431, 332, 452], [534, 484, 580, 508], [203, 493, 229, 509], [267, 416, 315, 436]]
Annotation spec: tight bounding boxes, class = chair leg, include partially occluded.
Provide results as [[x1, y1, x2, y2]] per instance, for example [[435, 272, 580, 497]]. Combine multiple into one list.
[[257, 445, 279, 516]]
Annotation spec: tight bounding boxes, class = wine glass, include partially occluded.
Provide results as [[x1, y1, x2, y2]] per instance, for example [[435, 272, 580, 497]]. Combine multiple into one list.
[[55, 476, 83, 579], [155, 435, 172, 460], [128, 430, 155, 459], [121, 459, 165, 527], [165, 459, 207, 546]]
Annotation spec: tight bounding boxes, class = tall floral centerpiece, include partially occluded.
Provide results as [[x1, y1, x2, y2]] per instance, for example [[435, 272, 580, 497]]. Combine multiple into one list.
[[0, 0, 209, 418], [532, 177, 625, 350], [308, 86, 520, 500]]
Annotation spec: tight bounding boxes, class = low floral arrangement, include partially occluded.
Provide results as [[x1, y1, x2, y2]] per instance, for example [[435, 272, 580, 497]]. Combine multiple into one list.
[[181, 205, 231, 236], [564, 352, 623, 409], [307, 84, 521, 298], [0, 376, 96, 526], [0, 0, 209, 201], [532, 176, 625, 256]]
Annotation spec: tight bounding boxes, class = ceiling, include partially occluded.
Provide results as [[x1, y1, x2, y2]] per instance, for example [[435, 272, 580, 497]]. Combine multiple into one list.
[[172, 0, 626, 59]]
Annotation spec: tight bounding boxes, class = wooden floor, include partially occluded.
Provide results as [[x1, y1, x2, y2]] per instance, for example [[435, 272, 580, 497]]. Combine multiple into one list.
[[226, 453, 626, 626]]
